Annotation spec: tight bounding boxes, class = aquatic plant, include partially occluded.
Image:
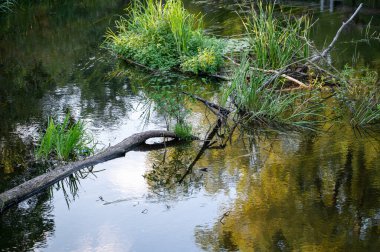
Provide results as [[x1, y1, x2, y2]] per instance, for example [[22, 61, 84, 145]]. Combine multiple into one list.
[[337, 66, 380, 127], [242, 1, 311, 69], [36, 113, 95, 161], [174, 122, 193, 140], [223, 56, 324, 130], [105, 0, 224, 74]]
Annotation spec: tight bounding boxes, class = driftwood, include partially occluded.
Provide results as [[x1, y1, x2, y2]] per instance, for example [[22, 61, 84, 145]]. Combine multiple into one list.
[[0, 130, 197, 213]]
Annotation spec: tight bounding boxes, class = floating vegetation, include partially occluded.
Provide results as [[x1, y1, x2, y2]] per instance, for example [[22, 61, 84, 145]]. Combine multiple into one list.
[[105, 0, 224, 74], [36, 113, 95, 161]]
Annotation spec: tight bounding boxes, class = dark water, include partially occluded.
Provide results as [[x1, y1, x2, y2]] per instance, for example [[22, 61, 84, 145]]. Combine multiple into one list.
[[0, 0, 380, 251]]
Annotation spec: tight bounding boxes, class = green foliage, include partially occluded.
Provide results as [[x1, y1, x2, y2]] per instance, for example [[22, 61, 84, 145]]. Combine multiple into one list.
[[223, 56, 324, 130], [243, 1, 310, 69], [338, 66, 380, 127], [105, 0, 224, 74], [174, 122, 193, 140], [180, 37, 224, 74], [36, 113, 95, 161]]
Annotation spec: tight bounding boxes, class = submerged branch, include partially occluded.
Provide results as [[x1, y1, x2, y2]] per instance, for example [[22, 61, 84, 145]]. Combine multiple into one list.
[[182, 91, 231, 118], [0, 130, 198, 213]]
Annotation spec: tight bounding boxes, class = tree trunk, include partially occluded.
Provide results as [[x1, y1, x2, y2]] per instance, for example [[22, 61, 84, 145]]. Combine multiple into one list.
[[0, 130, 192, 213]]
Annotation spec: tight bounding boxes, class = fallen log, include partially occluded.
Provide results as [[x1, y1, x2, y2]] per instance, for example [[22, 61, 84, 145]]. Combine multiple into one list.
[[0, 130, 196, 213]]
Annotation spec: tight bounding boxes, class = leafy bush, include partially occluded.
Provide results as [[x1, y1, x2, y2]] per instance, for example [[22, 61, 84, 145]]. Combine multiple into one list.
[[106, 0, 224, 74], [36, 113, 95, 161]]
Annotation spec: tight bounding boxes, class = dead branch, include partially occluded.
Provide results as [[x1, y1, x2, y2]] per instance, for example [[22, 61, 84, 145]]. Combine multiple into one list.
[[224, 56, 309, 89], [182, 91, 231, 118], [0, 130, 197, 213], [310, 3, 363, 62]]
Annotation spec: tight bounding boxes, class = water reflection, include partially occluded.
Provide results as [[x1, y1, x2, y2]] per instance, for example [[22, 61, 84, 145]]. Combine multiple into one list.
[[195, 126, 380, 251], [0, 0, 380, 251]]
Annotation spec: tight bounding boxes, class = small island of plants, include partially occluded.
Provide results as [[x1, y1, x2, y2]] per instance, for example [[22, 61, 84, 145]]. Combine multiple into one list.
[[105, 0, 224, 75]]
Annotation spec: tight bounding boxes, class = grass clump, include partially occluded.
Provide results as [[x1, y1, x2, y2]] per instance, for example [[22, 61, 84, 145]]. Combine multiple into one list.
[[242, 1, 311, 69], [174, 122, 193, 140], [106, 0, 224, 74], [224, 56, 324, 130], [337, 66, 380, 127], [36, 113, 95, 161]]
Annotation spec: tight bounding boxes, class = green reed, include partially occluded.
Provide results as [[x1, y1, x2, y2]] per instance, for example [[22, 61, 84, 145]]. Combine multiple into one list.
[[243, 1, 311, 69], [36, 113, 95, 161]]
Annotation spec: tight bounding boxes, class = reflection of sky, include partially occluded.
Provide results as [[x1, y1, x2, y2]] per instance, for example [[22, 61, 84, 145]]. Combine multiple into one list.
[[44, 158, 236, 252], [34, 93, 237, 251]]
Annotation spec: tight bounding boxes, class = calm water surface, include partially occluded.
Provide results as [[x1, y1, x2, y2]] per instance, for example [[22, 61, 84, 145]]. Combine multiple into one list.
[[0, 0, 379, 251]]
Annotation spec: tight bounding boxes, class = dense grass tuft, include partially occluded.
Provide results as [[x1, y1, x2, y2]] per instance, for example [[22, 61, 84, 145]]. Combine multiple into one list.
[[224, 56, 324, 130], [243, 1, 311, 69], [337, 66, 380, 127], [105, 0, 224, 74], [36, 113, 95, 161], [174, 122, 193, 140]]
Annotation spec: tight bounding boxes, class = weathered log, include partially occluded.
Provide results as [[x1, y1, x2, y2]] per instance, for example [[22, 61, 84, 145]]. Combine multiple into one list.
[[0, 130, 196, 213]]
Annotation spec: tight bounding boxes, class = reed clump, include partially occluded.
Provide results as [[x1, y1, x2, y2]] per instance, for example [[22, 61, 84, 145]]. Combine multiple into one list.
[[243, 1, 311, 69], [36, 113, 95, 161], [106, 0, 224, 74], [174, 122, 193, 140], [223, 56, 325, 130], [337, 66, 380, 127]]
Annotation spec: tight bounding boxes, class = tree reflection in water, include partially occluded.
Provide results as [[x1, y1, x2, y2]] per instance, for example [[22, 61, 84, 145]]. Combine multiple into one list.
[[194, 126, 380, 251]]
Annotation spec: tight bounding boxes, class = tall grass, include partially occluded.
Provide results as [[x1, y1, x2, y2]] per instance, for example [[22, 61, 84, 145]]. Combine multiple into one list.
[[105, 0, 223, 74], [338, 66, 380, 127], [36, 113, 95, 161], [174, 122, 193, 140], [0, 0, 16, 12], [224, 56, 324, 130], [242, 1, 311, 69]]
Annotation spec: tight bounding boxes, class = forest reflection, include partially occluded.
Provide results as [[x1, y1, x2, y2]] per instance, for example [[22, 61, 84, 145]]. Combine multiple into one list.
[[193, 125, 380, 251]]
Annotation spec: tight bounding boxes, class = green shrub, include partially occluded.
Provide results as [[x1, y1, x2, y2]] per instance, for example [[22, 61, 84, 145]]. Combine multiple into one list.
[[36, 113, 95, 161], [106, 0, 224, 74]]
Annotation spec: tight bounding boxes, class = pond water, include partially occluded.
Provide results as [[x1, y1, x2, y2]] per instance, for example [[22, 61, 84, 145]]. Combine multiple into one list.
[[1, 0, 380, 251]]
